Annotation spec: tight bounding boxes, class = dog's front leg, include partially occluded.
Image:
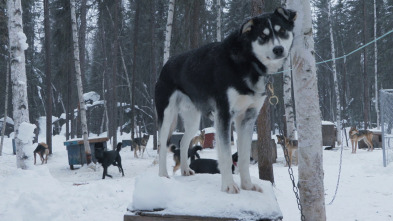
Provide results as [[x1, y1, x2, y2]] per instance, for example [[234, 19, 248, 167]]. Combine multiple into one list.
[[234, 108, 262, 193], [215, 113, 239, 193]]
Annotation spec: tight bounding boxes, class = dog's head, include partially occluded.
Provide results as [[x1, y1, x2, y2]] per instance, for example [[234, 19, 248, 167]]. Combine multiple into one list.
[[276, 135, 285, 145], [241, 7, 296, 72], [349, 126, 359, 135], [141, 134, 150, 146]]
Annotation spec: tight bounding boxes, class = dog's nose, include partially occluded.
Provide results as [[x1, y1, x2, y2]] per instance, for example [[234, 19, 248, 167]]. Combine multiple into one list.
[[273, 46, 284, 56]]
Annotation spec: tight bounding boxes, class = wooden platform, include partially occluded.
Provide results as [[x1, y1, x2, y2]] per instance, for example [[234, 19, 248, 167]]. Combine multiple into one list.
[[125, 174, 283, 221]]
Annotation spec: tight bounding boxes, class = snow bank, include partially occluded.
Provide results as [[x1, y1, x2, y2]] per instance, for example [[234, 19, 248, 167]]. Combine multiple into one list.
[[129, 174, 282, 220]]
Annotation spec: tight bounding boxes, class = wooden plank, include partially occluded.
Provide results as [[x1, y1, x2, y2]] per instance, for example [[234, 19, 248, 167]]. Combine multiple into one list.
[[124, 209, 280, 221], [124, 212, 238, 221]]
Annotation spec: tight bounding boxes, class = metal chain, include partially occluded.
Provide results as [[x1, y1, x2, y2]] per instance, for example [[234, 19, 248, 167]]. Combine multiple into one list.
[[267, 80, 305, 221], [327, 124, 345, 205]]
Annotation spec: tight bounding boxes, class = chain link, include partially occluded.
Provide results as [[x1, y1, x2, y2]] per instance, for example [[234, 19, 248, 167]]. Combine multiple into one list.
[[327, 126, 344, 205]]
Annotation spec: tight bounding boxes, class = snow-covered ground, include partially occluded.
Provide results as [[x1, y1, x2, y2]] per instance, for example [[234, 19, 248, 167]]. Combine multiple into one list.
[[1, 129, 392, 221]]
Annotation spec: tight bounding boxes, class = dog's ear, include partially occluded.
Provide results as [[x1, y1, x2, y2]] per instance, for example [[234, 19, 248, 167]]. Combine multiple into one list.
[[275, 7, 297, 22], [240, 18, 254, 34]]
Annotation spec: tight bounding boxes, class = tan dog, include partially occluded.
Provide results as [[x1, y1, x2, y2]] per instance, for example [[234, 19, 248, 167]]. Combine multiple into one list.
[[133, 134, 149, 158], [349, 126, 374, 153], [276, 135, 298, 167], [189, 130, 205, 148], [34, 142, 49, 164]]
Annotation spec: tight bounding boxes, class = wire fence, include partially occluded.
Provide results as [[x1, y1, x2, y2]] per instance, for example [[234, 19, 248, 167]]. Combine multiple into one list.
[[380, 89, 393, 167]]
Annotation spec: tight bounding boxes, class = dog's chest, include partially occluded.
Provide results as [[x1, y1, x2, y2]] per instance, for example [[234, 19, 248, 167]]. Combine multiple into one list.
[[227, 87, 266, 115]]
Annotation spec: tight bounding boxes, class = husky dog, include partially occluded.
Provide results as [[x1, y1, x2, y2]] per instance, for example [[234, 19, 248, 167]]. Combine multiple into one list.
[[155, 8, 296, 193], [33, 142, 49, 165], [133, 134, 149, 158], [276, 135, 298, 166], [349, 126, 374, 153]]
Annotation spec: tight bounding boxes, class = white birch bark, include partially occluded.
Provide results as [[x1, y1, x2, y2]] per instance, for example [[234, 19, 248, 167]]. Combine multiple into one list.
[[282, 0, 296, 141], [70, 0, 92, 164], [0, 63, 10, 156], [7, 0, 30, 169], [283, 58, 296, 139], [328, 1, 342, 145], [163, 0, 175, 64], [287, 0, 326, 220], [374, 0, 380, 129], [216, 0, 222, 42]]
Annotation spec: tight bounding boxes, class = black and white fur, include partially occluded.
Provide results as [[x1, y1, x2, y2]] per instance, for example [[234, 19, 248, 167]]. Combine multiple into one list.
[[155, 8, 296, 193]]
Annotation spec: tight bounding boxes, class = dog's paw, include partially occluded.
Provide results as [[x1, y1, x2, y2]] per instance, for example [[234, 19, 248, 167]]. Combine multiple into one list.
[[181, 168, 195, 176], [222, 182, 240, 194], [242, 183, 263, 193]]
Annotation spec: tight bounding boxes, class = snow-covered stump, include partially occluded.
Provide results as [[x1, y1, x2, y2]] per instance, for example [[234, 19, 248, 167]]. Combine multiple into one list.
[[124, 175, 283, 221]]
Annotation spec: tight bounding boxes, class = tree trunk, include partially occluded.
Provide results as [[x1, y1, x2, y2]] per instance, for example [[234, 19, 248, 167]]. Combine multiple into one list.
[[8, 0, 30, 169], [216, 0, 222, 42], [131, 1, 140, 141], [283, 57, 296, 139], [257, 98, 274, 183], [363, 0, 370, 129], [328, 1, 342, 144], [287, 0, 327, 220], [149, 0, 158, 150], [374, 0, 379, 129], [0, 63, 10, 156], [111, 0, 120, 149], [44, 0, 53, 154], [70, 0, 92, 165], [163, 0, 175, 64], [251, 0, 273, 183]]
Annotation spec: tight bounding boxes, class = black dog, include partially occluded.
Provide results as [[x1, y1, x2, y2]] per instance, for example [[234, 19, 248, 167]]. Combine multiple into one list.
[[189, 153, 239, 174], [189, 145, 203, 162], [95, 142, 124, 179], [170, 145, 203, 173]]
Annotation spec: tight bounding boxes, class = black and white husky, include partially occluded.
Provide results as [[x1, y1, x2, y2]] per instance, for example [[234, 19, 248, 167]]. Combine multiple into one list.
[[155, 8, 296, 193]]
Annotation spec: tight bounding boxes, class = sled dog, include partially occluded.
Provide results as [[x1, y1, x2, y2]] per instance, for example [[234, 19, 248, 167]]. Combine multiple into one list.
[[133, 134, 149, 158], [155, 7, 296, 193], [276, 135, 298, 166], [349, 126, 374, 153], [34, 142, 49, 165]]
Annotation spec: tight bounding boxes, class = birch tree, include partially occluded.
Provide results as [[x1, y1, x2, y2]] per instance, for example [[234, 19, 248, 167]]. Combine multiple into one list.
[[163, 0, 175, 64], [374, 0, 379, 129], [0, 63, 10, 156], [70, 0, 92, 165], [287, 0, 327, 220], [328, 1, 342, 144], [281, 0, 296, 140], [8, 0, 30, 169]]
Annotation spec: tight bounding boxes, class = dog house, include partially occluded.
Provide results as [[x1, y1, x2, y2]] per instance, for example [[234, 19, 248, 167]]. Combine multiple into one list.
[[202, 127, 216, 149], [322, 121, 337, 148], [64, 137, 109, 170]]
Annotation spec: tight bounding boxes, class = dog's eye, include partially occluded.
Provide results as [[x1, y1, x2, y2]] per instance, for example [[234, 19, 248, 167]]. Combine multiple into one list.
[[279, 28, 286, 34], [261, 34, 267, 39]]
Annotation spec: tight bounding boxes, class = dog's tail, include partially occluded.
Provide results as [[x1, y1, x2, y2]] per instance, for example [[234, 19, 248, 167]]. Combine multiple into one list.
[[116, 142, 122, 152], [169, 144, 177, 153]]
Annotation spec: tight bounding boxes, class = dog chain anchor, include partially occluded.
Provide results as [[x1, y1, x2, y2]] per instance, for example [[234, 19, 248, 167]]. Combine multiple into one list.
[[267, 83, 278, 106]]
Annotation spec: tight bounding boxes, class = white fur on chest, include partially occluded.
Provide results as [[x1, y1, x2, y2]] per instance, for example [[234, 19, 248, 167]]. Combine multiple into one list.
[[227, 88, 266, 115]]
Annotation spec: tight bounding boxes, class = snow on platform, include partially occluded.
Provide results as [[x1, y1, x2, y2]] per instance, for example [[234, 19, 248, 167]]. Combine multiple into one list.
[[126, 174, 282, 220]]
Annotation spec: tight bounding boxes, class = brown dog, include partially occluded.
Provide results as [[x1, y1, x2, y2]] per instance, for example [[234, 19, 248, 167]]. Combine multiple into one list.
[[189, 130, 205, 148], [349, 126, 374, 153], [276, 135, 298, 167], [34, 142, 49, 165]]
